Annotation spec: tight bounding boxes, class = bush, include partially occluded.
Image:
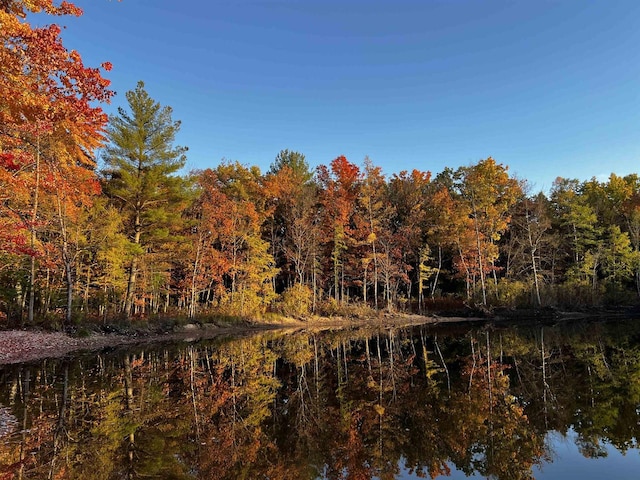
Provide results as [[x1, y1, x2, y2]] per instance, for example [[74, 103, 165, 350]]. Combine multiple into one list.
[[493, 279, 529, 308], [341, 302, 378, 318], [317, 297, 340, 317], [218, 288, 275, 319], [317, 297, 378, 319], [278, 284, 313, 318], [602, 281, 637, 305], [554, 278, 603, 307]]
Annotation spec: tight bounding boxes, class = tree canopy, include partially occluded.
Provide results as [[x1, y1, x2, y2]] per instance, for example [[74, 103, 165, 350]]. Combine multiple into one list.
[[2, 2, 640, 325]]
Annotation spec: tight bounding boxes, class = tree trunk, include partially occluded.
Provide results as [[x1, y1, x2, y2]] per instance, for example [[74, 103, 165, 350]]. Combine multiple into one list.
[[55, 189, 74, 325], [83, 263, 91, 313], [363, 261, 368, 305], [124, 256, 138, 318], [471, 198, 487, 305], [430, 245, 442, 299], [124, 211, 142, 318], [189, 232, 203, 319], [28, 135, 41, 324], [373, 242, 379, 310], [123, 355, 136, 478]]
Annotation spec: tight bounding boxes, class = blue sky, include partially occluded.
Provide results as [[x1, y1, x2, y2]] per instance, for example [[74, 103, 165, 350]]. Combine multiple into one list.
[[50, 0, 639, 193]]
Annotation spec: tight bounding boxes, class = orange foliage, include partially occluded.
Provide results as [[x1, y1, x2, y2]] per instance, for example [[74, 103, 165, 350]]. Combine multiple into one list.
[[0, 0, 113, 257]]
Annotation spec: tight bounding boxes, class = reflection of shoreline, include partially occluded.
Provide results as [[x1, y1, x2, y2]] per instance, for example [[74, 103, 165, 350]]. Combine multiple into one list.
[[0, 312, 634, 366], [0, 405, 17, 438], [0, 315, 439, 366], [1, 321, 639, 479]]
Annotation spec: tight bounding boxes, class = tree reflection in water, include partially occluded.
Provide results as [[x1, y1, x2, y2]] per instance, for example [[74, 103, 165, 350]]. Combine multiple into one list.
[[1, 319, 640, 479]]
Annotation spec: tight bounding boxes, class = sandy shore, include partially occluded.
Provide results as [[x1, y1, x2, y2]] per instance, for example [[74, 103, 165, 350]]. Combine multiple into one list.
[[0, 330, 156, 365]]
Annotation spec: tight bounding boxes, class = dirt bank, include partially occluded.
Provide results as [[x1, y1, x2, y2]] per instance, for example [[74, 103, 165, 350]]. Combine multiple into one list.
[[0, 308, 625, 366], [0, 330, 153, 365], [0, 314, 448, 365]]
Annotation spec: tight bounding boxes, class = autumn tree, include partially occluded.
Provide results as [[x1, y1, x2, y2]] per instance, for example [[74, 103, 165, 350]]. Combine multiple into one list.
[[502, 192, 553, 307], [388, 168, 432, 308], [48, 158, 103, 324], [317, 156, 362, 303], [102, 81, 188, 318], [264, 150, 316, 288], [78, 198, 130, 318], [180, 170, 230, 317], [358, 160, 391, 308], [0, 0, 113, 323], [208, 162, 278, 316], [429, 171, 476, 300], [454, 158, 522, 304]]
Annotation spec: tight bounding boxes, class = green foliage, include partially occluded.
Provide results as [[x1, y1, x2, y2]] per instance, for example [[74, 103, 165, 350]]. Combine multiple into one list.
[[493, 278, 529, 308], [268, 149, 313, 183], [551, 177, 602, 266], [554, 277, 604, 307], [102, 81, 190, 244], [101, 81, 191, 317]]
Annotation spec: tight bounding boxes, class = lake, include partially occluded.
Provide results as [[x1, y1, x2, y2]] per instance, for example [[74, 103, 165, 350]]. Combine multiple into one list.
[[1, 319, 639, 479]]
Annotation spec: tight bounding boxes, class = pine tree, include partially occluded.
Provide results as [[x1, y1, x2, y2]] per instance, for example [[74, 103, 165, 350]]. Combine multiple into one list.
[[102, 81, 188, 317]]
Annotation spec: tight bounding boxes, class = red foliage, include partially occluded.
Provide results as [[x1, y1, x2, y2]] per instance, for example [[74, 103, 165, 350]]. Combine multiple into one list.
[[0, 0, 113, 260], [0, 153, 20, 172]]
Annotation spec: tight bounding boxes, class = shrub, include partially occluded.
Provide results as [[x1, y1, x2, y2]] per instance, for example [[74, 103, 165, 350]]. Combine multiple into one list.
[[317, 298, 378, 319], [218, 287, 276, 319], [279, 284, 313, 318], [318, 297, 340, 317], [493, 278, 529, 308], [554, 278, 603, 307]]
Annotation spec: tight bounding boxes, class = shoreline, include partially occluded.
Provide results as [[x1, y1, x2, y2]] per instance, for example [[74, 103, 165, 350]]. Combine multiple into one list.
[[0, 314, 445, 366], [0, 309, 632, 366]]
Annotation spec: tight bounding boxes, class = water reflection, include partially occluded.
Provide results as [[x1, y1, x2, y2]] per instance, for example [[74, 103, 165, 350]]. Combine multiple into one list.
[[1, 319, 639, 479]]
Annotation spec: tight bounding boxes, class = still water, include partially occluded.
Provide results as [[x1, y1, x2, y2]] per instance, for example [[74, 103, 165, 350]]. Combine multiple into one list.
[[1, 319, 639, 479]]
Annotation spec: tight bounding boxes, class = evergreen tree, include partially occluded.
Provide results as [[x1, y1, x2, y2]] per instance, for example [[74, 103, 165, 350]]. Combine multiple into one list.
[[102, 81, 189, 317]]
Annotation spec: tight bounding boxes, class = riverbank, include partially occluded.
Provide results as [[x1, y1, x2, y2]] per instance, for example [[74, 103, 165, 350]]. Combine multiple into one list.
[[1, 306, 633, 366], [0, 313, 448, 365]]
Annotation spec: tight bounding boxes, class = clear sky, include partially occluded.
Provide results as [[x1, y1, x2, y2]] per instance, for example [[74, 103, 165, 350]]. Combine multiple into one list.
[[50, 0, 639, 193]]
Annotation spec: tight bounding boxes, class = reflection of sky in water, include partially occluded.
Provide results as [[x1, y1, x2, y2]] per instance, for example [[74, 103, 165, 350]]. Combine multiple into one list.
[[532, 430, 640, 480], [0, 405, 18, 438], [382, 430, 640, 480]]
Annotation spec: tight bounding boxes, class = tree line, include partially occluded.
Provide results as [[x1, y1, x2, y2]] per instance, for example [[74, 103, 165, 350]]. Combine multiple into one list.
[[2, 1, 640, 326]]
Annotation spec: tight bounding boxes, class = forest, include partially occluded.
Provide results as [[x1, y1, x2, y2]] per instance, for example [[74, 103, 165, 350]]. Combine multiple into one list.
[[2, 1, 640, 327]]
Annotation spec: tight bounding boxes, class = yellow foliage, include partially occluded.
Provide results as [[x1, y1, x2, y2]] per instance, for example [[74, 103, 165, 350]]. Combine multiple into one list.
[[278, 283, 313, 318]]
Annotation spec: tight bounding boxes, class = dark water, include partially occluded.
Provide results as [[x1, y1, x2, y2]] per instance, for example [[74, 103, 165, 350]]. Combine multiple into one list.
[[1, 319, 639, 479]]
